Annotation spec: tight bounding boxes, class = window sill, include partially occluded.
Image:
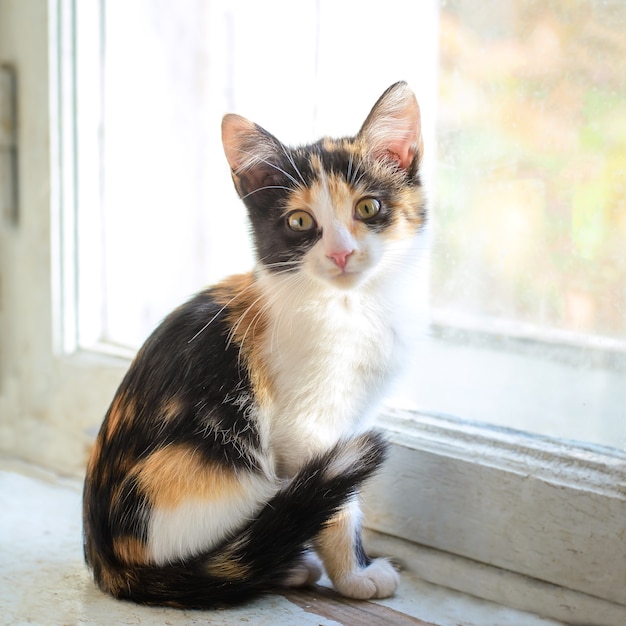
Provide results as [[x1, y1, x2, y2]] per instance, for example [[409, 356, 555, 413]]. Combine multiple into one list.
[[363, 409, 626, 624], [1, 458, 565, 626]]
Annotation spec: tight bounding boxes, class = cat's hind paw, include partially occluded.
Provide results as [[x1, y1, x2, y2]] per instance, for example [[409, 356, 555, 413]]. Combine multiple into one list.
[[282, 551, 323, 587], [333, 558, 400, 599]]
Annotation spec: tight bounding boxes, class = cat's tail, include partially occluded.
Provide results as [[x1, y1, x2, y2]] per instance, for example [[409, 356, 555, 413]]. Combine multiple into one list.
[[109, 429, 387, 609]]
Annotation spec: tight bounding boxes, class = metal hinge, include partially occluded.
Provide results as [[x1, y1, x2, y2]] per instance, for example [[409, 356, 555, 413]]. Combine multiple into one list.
[[0, 65, 18, 226]]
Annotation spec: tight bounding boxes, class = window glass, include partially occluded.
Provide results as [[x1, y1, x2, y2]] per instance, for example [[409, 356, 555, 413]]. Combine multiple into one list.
[[86, 0, 437, 349], [434, 0, 626, 341], [405, 0, 626, 450], [99, 0, 236, 349]]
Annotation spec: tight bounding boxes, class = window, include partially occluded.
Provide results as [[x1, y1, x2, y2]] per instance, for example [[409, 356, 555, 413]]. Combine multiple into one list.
[[407, 0, 626, 450], [1, 2, 624, 624], [77, 0, 439, 351]]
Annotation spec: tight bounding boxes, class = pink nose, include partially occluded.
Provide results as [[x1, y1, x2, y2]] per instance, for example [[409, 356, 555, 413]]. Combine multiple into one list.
[[327, 250, 353, 271]]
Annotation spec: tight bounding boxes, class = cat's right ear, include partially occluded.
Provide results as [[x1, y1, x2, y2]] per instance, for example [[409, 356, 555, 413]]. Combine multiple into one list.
[[222, 114, 283, 199]]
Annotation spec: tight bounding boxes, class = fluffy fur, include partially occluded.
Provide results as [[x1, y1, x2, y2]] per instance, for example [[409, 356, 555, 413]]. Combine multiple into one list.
[[83, 81, 427, 608]]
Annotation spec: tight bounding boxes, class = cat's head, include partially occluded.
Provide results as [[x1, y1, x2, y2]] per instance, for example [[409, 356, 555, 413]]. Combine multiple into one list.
[[221, 82, 426, 291]]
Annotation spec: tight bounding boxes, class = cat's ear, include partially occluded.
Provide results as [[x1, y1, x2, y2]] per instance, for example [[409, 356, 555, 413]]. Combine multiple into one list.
[[357, 81, 423, 173], [222, 114, 284, 199]]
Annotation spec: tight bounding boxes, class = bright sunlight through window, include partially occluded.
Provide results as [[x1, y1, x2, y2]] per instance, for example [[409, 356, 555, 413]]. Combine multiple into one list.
[[76, 0, 625, 452]]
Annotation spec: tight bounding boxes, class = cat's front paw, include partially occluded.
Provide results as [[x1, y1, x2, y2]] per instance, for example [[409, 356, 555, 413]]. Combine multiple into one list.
[[333, 558, 399, 599]]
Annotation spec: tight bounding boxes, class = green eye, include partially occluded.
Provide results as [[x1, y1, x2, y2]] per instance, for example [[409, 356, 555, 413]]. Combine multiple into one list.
[[355, 197, 381, 221], [286, 210, 316, 232]]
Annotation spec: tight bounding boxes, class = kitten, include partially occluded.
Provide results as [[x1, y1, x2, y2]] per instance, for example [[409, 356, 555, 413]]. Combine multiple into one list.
[[83, 81, 426, 608]]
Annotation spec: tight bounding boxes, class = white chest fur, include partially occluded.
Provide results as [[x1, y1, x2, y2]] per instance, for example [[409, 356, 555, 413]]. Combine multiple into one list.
[[258, 274, 407, 476]]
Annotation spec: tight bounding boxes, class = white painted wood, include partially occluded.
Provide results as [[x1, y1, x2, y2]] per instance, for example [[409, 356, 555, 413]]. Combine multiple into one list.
[[363, 409, 626, 608], [0, 0, 127, 474], [366, 530, 626, 626]]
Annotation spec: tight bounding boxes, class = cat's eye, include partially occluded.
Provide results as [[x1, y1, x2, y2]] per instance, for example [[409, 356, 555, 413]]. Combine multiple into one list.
[[286, 210, 316, 232], [355, 197, 381, 221]]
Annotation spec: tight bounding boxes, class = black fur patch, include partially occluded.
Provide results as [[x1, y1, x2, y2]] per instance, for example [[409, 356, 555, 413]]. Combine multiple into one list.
[[83, 288, 263, 577], [118, 289, 261, 465]]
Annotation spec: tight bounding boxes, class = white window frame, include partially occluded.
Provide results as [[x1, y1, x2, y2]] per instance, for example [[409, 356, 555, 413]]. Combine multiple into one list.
[[0, 2, 624, 624], [0, 0, 128, 473], [366, 409, 626, 624]]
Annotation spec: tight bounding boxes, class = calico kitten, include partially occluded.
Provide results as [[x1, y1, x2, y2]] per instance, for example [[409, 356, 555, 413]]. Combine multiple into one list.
[[83, 81, 426, 608]]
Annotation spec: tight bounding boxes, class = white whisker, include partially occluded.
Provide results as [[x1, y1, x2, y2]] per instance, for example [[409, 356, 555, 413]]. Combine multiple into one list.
[[281, 144, 306, 186], [187, 280, 258, 344], [235, 147, 301, 188], [241, 185, 294, 200], [346, 152, 354, 184]]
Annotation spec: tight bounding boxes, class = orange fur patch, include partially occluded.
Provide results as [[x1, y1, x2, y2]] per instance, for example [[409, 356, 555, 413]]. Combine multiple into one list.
[[287, 172, 366, 237], [86, 440, 102, 479], [315, 502, 360, 581], [86, 393, 137, 485], [205, 553, 251, 581], [134, 444, 245, 509], [213, 273, 275, 408], [113, 536, 149, 565], [160, 396, 184, 422], [382, 187, 426, 242], [95, 563, 128, 598], [102, 393, 128, 439]]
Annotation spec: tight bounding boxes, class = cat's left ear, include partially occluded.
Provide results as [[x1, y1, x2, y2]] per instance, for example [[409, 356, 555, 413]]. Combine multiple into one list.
[[357, 81, 423, 173]]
